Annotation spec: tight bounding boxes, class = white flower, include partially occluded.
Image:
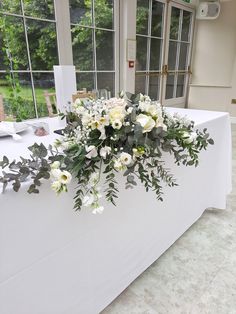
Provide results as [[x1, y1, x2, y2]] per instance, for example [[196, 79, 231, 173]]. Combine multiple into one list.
[[92, 205, 104, 214], [120, 152, 132, 166], [51, 161, 60, 170], [51, 181, 62, 194], [183, 131, 197, 144], [136, 114, 155, 133], [139, 101, 151, 113], [127, 107, 133, 114], [112, 119, 122, 130], [58, 170, 72, 185], [85, 145, 98, 159], [51, 168, 62, 180], [133, 147, 145, 157], [147, 105, 159, 118], [100, 146, 112, 159], [74, 98, 82, 106], [89, 172, 99, 186], [109, 106, 126, 122], [114, 159, 126, 171], [83, 194, 95, 207]]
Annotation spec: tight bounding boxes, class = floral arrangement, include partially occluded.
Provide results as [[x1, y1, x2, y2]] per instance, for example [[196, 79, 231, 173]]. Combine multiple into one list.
[[0, 93, 213, 214]]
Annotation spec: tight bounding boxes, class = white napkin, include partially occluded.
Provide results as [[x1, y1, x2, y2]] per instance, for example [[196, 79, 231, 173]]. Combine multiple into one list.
[[0, 122, 27, 141]]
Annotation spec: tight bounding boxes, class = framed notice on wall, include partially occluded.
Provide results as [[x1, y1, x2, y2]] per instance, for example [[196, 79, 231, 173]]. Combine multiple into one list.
[[127, 39, 136, 62]]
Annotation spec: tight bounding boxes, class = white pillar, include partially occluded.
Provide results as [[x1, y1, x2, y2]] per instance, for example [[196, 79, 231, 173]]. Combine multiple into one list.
[[54, 0, 73, 65], [54, 65, 77, 114], [120, 0, 137, 94]]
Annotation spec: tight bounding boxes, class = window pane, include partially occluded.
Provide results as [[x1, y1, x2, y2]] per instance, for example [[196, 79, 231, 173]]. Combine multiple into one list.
[[33, 73, 55, 117], [0, 72, 35, 120], [76, 72, 95, 91], [151, 1, 164, 38], [136, 0, 149, 35], [165, 74, 174, 99], [135, 74, 146, 95], [72, 26, 94, 71], [96, 30, 114, 70], [136, 36, 148, 71], [97, 72, 115, 96], [170, 7, 180, 40], [95, 0, 113, 29], [179, 43, 188, 70], [0, 0, 21, 14], [150, 38, 161, 70], [149, 75, 159, 100], [26, 19, 58, 70], [69, 0, 92, 26], [168, 41, 177, 70], [181, 11, 191, 42], [23, 0, 55, 20], [0, 15, 29, 70], [176, 74, 185, 98]]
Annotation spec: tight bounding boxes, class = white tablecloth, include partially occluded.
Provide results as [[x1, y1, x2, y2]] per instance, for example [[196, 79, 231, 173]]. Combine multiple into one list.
[[0, 109, 232, 314]]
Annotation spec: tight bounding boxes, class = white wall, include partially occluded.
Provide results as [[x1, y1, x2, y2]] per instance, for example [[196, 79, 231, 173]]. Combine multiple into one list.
[[188, 0, 236, 115]]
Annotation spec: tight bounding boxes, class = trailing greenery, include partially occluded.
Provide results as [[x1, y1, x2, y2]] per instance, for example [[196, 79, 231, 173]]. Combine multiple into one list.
[[0, 93, 214, 214]]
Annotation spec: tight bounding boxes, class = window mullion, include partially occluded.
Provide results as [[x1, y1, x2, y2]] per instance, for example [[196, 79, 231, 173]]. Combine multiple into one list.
[[92, 0, 97, 90], [146, 0, 152, 96], [20, 0, 38, 118]]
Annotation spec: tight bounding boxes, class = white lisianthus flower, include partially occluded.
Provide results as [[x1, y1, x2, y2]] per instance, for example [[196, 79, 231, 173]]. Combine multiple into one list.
[[136, 114, 156, 133], [50, 161, 60, 170], [120, 152, 132, 166], [112, 119, 122, 130], [85, 145, 98, 159], [50, 168, 62, 180], [92, 205, 104, 214], [100, 146, 112, 159], [83, 194, 95, 207], [109, 106, 126, 122], [51, 180, 62, 194], [114, 159, 126, 171], [58, 170, 72, 185]]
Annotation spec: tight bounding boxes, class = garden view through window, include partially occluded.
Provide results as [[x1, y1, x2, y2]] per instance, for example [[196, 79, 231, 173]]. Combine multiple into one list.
[[0, 0, 194, 120]]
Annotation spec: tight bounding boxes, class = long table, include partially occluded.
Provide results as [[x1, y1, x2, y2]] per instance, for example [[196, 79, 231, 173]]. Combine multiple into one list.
[[0, 108, 232, 314]]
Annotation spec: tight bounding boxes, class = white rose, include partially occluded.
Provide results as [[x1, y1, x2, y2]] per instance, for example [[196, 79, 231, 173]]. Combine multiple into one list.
[[136, 114, 155, 133], [51, 161, 60, 170], [109, 106, 126, 122], [120, 152, 132, 166], [85, 145, 98, 159], [100, 146, 112, 159], [58, 170, 72, 185], [112, 119, 122, 130], [51, 181, 62, 194], [74, 98, 82, 106], [184, 131, 197, 144]]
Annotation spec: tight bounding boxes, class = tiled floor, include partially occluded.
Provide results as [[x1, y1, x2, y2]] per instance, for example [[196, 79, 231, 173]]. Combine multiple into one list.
[[101, 125, 236, 314]]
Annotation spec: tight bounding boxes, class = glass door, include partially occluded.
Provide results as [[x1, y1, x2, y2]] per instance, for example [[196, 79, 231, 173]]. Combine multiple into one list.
[[162, 2, 194, 106], [135, 0, 195, 107]]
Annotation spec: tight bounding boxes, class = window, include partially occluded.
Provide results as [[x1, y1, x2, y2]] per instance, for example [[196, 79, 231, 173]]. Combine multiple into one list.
[[136, 0, 194, 106], [0, 0, 59, 119], [69, 0, 118, 96]]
